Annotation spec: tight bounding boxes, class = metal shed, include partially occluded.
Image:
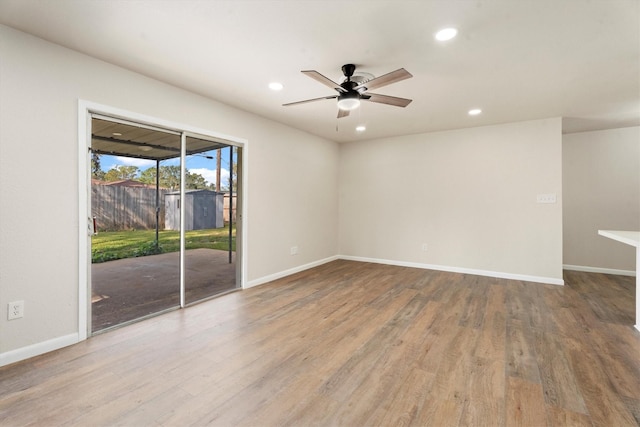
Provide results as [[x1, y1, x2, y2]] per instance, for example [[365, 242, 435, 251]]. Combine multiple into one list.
[[164, 190, 224, 231]]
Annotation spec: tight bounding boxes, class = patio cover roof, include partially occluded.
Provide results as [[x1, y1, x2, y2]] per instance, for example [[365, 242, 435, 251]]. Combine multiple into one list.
[[91, 117, 229, 161]]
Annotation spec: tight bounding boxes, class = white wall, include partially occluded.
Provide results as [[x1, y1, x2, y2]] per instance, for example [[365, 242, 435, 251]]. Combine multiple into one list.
[[339, 118, 564, 282], [0, 25, 339, 360], [563, 127, 640, 273]]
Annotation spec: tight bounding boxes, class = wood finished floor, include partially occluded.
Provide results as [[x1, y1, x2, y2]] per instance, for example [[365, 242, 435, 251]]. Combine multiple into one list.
[[1, 260, 638, 426]]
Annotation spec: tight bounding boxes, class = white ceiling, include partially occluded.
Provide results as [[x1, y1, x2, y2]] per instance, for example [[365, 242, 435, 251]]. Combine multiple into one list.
[[1, 0, 638, 143]]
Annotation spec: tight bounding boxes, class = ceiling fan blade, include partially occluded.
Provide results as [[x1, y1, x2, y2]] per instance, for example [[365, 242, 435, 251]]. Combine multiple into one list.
[[364, 93, 413, 107], [283, 95, 338, 107], [337, 109, 350, 119], [355, 68, 412, 91], [302, 70, 346, 92]]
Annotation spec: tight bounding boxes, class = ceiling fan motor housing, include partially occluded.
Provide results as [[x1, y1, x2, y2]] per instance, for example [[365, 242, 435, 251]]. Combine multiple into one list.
[[341, 63, 356, 78], [340, 64, 359, 92], [338, 64, 361, 110]]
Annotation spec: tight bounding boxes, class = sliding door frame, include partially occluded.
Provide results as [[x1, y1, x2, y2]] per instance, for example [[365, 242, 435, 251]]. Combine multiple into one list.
[[78, 100, 248, 340]]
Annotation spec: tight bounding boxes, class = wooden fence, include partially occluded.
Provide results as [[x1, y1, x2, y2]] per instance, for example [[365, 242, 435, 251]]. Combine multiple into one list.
[[223, 193, 237, 223], [93, 185, 237, 231], [92, 185, 169, 231]]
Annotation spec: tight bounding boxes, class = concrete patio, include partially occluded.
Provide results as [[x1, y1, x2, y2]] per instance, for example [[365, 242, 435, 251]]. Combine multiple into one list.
[[91, 248, 237, 332]]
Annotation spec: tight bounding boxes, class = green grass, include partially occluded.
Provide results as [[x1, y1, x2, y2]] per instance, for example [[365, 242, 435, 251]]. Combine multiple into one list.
[[91, 226, 236, 263]]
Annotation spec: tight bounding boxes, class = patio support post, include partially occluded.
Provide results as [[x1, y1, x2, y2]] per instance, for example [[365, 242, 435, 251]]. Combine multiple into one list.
[[155, 159, 160, 250], [228, 147, 233, 264]]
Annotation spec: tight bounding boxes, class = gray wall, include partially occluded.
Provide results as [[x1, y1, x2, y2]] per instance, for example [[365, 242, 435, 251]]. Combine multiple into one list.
[[563, 127, 640, 272], [339, 118, 564, 282]]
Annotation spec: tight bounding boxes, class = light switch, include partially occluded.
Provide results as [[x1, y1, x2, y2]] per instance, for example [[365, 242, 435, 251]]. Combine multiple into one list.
[[536, 193, 557, 203]]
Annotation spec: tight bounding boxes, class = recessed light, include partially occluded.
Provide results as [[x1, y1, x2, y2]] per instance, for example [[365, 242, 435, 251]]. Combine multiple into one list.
[[268, 82, 283, 91], [356, 125, 366, 132], [435, 28, 458, 41], [112, 132, 122, 136], [139, 146, 153, 152], [468, 108, 482, 116]]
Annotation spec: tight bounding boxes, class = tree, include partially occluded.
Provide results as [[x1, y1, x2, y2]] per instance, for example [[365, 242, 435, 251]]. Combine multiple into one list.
[[160, 165, 181, 190], [139, 167, 159, 187], [139, 165, 211, 190], [186, 171, 209, 189], [91, 153, 105, 180], [139, 165, 180, 190], [104, 165, 139, 181]]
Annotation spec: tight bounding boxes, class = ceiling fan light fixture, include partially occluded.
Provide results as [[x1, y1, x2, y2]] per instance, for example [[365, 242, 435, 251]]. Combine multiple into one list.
[[337, 98, 360, 111], [337, 92, 361, 111]]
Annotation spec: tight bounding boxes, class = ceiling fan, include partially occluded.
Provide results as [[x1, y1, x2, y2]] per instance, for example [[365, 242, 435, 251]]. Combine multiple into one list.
[[283, 64, 413, 118]]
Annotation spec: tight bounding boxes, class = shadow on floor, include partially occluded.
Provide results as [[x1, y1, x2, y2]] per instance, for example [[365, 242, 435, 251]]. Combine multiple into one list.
[[91, 248, 236, 332]]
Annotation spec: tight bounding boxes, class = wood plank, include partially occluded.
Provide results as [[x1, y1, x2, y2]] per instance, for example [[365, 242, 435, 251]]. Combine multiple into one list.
[[506, 318, 541, 383], [368, 367, 435, 426], [505, 377, 547, 427], [545, 405, 593, 427], [413, 397, 466, 426], [459, 356, 505, 426], [473, 283, 506, 360], [425, 325, 480, 403], [565, 336, 637, 427], [532, 330, 588, 414], [457, 276, 489, 329]]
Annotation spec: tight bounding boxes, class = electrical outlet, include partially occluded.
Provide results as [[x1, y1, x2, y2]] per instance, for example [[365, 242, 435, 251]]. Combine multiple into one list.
[[290, 246, 298, 255], [421, 243, 428, 252], [8, 301, 24, 320]]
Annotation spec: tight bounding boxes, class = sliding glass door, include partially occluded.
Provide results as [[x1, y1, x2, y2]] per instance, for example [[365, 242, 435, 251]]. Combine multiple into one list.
[[89, 115, 241, 333]]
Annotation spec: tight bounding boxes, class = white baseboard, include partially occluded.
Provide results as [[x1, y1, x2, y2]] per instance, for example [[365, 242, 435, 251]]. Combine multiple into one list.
[[245, 255, 339, 288], [340, 255, 565, 286], [563, 264, 636, 277], [0, 333, 79, 368], [247, 255, 565, 288]]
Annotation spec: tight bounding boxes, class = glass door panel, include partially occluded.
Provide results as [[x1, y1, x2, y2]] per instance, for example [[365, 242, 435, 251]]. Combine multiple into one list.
[[184, 139, 237, 305], [90, 118, 181, 332]]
